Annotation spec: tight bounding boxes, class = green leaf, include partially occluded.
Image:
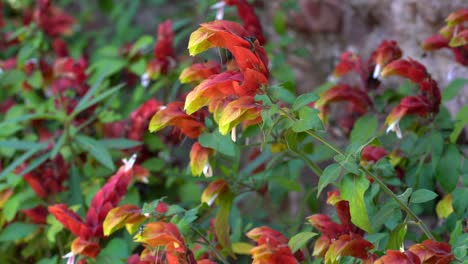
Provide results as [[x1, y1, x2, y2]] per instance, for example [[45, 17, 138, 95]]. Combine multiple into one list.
[[317, 164, 341, 197], [73, 73, 107, 115], [398, 188, 413, 205], [442, 78, 468, 101], [0, 222, 37, 241], [72, 83, 123, 116], [199, 130, 237, 157], [386, 224, 407, 250], [68, 164, 84, 208], [288, 231, 317, 252], [99, 138, 142, 149], [273, 11, 287, 34], [410, 189, 438, 204], [436, 144, 461, 192], [340, 174, 373, 233], [292, 107, 323, 132], [292, 92, 319, 111], [430, 132, 444, 172], [76, 135, 115, 171], [450, 105, 468, 143], [99, 238, 129, 260], [0, 142, 48, 180], [334, 154, 360, 174], [50, 133, 65, 159], [452, 188, 468, 218], [350, 115, 378, 145], [0, 69, 26, 87], [215, 193, 233, 254], [17, 152, 51, 176], [271, 176, 302, 192], [0, 140, 43, 150], [130, 35, 154, 57], [88, 58, 127, 83]]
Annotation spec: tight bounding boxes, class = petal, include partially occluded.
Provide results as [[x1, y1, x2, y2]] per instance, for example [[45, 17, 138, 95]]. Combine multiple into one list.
[[190, 142, 213, 176], [103, 204, 145, 236]]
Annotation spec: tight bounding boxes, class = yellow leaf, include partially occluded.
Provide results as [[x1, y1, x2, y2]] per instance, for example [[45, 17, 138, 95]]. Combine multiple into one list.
[[232, 242, 254, 255], [436, 194, 453, 219]]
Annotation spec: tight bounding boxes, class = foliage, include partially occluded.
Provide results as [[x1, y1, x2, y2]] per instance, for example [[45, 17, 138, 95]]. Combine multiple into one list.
[[0, 1, 467, 264]]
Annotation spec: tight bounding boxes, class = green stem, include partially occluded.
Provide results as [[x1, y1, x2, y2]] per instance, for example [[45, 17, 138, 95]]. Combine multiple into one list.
[[289, 149, 323, 176], [191, 226, 230, 264], [276, 105, 435, 240]]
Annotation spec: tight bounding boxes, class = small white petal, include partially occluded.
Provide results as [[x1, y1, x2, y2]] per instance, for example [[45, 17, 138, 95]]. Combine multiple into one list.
[[327, 74, 337, 82], [386, 119, 403, 139], [210, 1, 225, 20], [159, 105, 167, 110], [203, 163, 213, 177], [122, 153, 137, 172], [62, 252, 75, 264], [206, 192, 219, 206], [141, 73, 150, 88], [231, 128, 237, 142], [373, 64, 381, 79]]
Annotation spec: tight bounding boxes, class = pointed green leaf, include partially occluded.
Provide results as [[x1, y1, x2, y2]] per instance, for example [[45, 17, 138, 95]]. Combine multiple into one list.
[[340, 174, 373, 233], [76, 135, 115, 171], [410, 189, 438, 204], [288, 231, 317, 253], [317, 164, 341, 197]]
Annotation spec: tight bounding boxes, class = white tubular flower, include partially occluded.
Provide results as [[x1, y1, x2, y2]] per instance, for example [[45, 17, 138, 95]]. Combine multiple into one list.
[[386, 119, 402, 139], [373, 64, 381, 79], [203, 163, 213, 177], [210, 1, 226, 20], [141, 72, 150, 88], [62, 252, 75, 264], [122, 153, 137, 172], [231, 127, 237, 142]]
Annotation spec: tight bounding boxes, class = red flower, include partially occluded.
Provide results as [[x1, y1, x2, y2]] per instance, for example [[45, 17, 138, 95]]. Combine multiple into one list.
[[49, 155, 137, 259], [408, 240, 454, 264], [385, 95, 432, 138], [129, 98, 162, 143], [134, 222, 196, 264], [381, 58, 441, 137], [52, 38, 69, 57], [23, 154, 69, 199], [149, 101, 206, 139], [190, 142, 214, 177], [143, 20, 176, 84], [179, 61, 221, 84], [24, 0, 75, 37], [314, 84, 372, 132], [374, 250, 421, 264], [224, 0, 266, 45], [22, 206, 49, 224], [307, 191, 373, 262], [361, 146, 387, 163], [247, 226, 301, 264]]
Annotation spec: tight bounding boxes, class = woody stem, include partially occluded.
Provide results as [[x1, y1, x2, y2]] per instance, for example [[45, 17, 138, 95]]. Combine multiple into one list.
[[277, 107, 435, 240]]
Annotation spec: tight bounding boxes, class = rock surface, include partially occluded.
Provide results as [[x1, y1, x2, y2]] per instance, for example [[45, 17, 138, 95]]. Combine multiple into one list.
[[262, 0, 467, 118]]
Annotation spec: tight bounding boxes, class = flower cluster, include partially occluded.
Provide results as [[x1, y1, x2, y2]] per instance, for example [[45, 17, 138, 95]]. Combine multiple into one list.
[[381, 58, 441, 138], [307, 190, 375, 263], [48, 155, 136, 262], [315, 40, 401, 134], [149, 19, 269, 177], [423, 8, 468, 66], [247, 226, 303, 264], [375, 240, 454, 264], [142, 20, 176, 87]]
